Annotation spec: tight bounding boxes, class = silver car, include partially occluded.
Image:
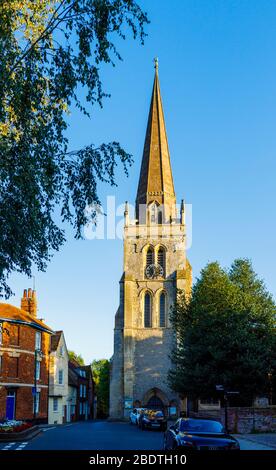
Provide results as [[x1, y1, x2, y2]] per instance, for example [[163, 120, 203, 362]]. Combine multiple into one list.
[[129, 408, 145, 425]]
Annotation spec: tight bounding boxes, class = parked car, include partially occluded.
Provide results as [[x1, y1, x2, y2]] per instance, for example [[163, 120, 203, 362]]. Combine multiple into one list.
[[139, 409, 167, 431], [163, 418, 240, 450], [129, 408, 145, 425]]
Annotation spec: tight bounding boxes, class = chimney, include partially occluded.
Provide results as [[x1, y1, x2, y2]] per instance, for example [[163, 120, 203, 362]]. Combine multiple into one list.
[[21, 288, 38, 318]]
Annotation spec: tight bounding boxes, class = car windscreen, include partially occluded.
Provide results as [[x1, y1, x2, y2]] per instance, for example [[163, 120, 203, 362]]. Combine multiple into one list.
[[180, 420, 223, 433], [145, 410, 163, 417], [154, 411, 164, 418]]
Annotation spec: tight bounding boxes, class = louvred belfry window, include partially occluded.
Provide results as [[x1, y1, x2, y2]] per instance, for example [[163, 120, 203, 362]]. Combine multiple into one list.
[[146, 247, 154, 268], [157, 247, 165, 274]]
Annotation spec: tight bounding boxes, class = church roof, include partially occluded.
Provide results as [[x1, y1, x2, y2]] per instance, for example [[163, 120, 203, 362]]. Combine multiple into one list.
[[136, 60, 176, 209]]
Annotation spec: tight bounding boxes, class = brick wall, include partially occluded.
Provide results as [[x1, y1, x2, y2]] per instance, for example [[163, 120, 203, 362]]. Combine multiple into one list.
[[190, 407, 276, 433], [0, 321, 51, 421]]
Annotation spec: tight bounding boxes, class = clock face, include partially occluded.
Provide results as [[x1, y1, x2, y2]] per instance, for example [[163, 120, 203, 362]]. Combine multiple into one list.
[[145, 264, 164, 279]]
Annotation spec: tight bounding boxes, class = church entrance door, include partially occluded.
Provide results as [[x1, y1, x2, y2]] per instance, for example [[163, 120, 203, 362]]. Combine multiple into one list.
[[146, 396, 164, 411]]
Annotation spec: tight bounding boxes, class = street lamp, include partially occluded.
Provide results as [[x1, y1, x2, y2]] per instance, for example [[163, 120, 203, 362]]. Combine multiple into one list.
[[215, 385, 239, 433]]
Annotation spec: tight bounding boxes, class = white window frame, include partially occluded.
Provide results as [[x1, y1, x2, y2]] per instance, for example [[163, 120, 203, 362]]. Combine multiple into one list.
[[35, 331, 41, 350], [58, 369, 63, 385], [53, 397, 59, 412], [36, 360, 41, 380], [33, 391, 40, 414]]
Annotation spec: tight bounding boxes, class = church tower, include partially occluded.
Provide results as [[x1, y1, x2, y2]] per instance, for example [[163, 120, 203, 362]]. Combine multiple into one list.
[[109, 61, 192, 419]]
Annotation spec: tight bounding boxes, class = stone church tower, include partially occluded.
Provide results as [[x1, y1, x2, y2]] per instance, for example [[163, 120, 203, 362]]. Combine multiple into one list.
[[109, 61, 192, 419]]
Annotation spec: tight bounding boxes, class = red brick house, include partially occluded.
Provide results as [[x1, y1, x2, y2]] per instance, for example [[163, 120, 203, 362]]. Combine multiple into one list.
[[0, 289, 53, 423]]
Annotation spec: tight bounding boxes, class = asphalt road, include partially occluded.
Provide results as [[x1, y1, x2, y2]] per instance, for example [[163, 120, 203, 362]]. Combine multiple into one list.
[[0, 421, 274, 451]]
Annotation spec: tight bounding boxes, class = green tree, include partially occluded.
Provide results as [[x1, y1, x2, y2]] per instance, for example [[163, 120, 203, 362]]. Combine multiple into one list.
[[169, 259, 276, 404], [92, 359, 110, 417], [68, 350, 85, 366], [0, 0, 149, 297]]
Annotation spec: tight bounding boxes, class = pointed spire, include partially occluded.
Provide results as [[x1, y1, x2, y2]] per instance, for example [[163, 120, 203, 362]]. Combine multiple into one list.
[[136, 60, 176, 221]]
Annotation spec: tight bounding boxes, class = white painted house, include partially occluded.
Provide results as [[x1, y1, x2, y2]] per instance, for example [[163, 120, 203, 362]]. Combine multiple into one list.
[[48, 331, 70, 424]]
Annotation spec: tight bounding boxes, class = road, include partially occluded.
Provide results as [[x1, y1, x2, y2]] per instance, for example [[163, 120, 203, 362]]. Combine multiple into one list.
[[0, 421, 274, 451]]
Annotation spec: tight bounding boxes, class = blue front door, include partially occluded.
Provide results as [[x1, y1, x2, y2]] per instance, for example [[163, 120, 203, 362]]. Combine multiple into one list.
[[6, 392, 16, 420]]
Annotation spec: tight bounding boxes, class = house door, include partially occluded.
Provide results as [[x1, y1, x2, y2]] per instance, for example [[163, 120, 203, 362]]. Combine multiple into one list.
[[6, 391, 16, 420]]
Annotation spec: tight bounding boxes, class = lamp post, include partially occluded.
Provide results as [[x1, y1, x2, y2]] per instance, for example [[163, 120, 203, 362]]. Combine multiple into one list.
[[216, 385, 239, 433], [33, 348, 42, 421]]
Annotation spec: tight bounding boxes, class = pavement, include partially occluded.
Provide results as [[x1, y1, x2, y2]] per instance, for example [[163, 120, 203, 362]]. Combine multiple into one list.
[[234, 433, 276, 450], [0, 421, 275, 451]]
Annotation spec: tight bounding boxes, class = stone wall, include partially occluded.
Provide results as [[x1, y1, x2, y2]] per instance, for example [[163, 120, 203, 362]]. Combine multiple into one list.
[[190, 407, 276, 433]]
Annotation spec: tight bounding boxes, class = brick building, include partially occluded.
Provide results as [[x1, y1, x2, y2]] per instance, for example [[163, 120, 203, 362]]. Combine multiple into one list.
[[0, 289, 52, 422], [69, 360, 95, 420], [48, 331, 69, 424]]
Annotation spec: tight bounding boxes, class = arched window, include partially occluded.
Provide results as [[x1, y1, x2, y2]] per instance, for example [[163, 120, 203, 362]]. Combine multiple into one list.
[[159, 292, 166, 327], [157, 247, 165, 274], [150, 202, 158, 224], [144, 293, 152, 328], [146, 247, 154, 268]]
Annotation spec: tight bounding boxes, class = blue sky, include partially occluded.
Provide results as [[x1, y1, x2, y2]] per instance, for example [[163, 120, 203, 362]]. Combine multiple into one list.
[[8, 0, 276, 363]]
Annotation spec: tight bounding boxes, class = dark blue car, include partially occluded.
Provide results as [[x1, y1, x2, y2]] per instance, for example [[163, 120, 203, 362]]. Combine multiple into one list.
[[163, 418, 240, 451]]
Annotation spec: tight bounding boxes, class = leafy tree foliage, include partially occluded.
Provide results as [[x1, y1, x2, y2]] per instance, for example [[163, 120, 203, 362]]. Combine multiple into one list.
[[0, 0, 149, 297], [68, 349, 85, 366], [92, 358, 110, 417], [169, 259, 276, 404]]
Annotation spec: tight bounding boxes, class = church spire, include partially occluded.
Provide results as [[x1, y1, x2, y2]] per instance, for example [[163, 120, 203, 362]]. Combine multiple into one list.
[[136, 59, 176, 221]]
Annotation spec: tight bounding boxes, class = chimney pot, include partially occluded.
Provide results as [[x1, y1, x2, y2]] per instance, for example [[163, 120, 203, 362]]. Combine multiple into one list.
[[21, 288, 37, 317]]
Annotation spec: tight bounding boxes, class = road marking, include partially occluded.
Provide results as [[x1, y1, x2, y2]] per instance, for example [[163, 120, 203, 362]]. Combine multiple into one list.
[[42, 426, 56, 432], [15, 442, 28, 450], [65, 424, 73, 427], [2, 442, 16, 451]]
